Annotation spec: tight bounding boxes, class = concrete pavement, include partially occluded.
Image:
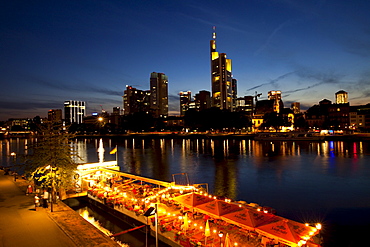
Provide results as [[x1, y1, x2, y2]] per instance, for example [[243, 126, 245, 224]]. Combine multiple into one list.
[[0, 170, 120, 247]]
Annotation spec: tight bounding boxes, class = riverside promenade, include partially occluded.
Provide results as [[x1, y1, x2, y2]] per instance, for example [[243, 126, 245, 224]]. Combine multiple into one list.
[[0, 170, 120, 247]]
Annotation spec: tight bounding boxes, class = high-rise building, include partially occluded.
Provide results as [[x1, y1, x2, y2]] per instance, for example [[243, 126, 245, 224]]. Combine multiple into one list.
[[210, 27, 234, 111], [64, 100, 85, 125], [48, 109, 62, 123], [268, 91, 283, 113], [336, 90, 348, 104], [195, 90, 211, 111], [291, 102, 300, 114], [179, 91, 191, 116], [123, 86, 150, 115], [150, 72, 168, 118]]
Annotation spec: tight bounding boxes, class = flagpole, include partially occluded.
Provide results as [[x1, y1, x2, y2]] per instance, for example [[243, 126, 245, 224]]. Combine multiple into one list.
[[115, 145, 118, 164]]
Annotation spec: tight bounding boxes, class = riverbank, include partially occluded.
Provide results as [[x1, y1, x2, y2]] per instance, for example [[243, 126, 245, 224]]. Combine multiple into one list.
[[75, 132, 370, 141], [0, 170, 120, 247]]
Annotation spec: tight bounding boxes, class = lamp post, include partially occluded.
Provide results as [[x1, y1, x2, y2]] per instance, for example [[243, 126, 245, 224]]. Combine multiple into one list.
[[219, 231, 224, 247]]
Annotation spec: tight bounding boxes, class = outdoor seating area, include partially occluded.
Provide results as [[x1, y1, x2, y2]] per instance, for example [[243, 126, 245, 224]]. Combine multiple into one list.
[[82, 169, 322, 247]]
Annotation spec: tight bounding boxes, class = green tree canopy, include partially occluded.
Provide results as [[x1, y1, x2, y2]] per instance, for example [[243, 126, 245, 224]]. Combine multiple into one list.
[[24, 123, 78, 190]]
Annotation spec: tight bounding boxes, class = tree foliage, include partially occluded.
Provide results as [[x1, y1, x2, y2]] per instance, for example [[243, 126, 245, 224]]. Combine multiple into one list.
[[24, 123, 78, 190]]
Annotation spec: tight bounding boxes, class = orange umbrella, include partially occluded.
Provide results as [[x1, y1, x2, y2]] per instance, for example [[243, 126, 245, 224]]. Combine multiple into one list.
[[221, 208, 277, 230], [195, 200, 242, 218], [172, 192, 214, 209], [255, 218, 317, 246]]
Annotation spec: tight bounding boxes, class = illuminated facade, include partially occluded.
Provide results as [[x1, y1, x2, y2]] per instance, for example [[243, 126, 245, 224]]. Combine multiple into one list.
[[64, 100, 85, 125], [195, 90, 211, 111], [123, 86, 150, 115], [335, 90, 348, 104], [291, 102, 300, 114], [210, 27, 234, 111], [268, 91, 283, 113], [179, 91, 191, 116], [236, 96, 253, 115], [150, 72, 168, 118]]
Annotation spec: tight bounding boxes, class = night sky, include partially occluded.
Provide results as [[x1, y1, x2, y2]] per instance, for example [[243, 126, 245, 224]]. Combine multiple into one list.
[[1, 0, 370, 121]]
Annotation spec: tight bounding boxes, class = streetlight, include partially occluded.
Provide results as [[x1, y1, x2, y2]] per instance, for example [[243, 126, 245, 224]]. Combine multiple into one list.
[[218, 231, 224, 247]]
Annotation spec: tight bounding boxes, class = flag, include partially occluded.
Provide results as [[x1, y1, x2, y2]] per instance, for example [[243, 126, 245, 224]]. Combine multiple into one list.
[[110, 147, 117, 154]]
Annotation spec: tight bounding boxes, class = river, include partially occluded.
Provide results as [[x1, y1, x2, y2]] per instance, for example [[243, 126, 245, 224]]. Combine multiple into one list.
[[2, 137, 370, 246]]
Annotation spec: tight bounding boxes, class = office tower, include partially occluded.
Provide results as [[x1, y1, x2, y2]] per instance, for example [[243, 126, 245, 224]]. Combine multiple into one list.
[[291, 102, 300, 114], [123, 86, 150, 115], [210, 27, 234, 111], [336, 90, 348, 104], [150, 72, 168, 118], [195, 90, 211, 111], [179, 91, 191, 116], [64, 100, 85, 125], [48, 109, 62, 123]]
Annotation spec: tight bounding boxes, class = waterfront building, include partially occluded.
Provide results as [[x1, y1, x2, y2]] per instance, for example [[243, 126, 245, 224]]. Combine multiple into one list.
[[210, 27, 235, 111], [150, 72, 168, 118], [349, 104, 370, 131], [179, 91, 191, 116], [64, 100, 85, 125], [336, 90, 348, 104], [123, 86, 150, 115], [47, 109, 62, 123]]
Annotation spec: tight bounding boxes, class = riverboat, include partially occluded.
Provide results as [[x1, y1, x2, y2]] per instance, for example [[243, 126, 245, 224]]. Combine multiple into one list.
[[73, 166, 322, 247], [254, 131, 325, 141]]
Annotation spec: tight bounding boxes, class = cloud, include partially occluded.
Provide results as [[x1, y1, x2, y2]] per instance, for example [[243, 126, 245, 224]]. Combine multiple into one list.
[[254, 20, 295, 56], [246, 71, 296, 92]]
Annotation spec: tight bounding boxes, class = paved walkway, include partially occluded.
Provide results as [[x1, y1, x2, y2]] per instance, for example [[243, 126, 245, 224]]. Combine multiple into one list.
[[0, 170, 120, 247]]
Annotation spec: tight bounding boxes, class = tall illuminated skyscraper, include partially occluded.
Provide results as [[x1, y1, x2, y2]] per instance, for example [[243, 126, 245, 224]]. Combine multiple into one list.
[[210, 27, 234, 111], [150, 72, 168, 118], [64, 100, 85, 125]]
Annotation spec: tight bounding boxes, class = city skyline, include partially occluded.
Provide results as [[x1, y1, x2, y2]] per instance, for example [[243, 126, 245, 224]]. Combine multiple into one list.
[[1, 0, 370, 121]]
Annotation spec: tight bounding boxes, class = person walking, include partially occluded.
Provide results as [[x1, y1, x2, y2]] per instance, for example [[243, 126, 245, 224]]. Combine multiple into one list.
[[34, 194, 40, 211], [26, 185, 33, 195], [42, 189, 49, 208]]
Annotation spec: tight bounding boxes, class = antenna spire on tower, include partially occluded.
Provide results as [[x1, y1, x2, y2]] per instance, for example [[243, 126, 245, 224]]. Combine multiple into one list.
[[212, 26, 216, 40]]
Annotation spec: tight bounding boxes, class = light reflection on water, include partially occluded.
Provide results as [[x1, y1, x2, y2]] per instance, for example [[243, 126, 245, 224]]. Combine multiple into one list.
[[2, 138, 370, 245]]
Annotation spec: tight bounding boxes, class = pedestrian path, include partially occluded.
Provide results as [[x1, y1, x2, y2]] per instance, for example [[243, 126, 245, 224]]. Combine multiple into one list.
[[0, 170, 120, 247]]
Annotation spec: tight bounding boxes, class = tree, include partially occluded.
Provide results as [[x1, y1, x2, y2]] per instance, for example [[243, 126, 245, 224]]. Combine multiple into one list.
[[24, 123, 78, 206]]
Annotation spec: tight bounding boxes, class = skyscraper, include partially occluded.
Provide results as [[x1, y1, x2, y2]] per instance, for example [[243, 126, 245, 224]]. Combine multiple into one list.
[[64, 100, 85, 125], [150, 72, 168, 118], [210, 27, 234, 111]]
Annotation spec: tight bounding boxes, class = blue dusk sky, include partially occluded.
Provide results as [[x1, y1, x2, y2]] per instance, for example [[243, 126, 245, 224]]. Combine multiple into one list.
[[1, 0, 370, 121]]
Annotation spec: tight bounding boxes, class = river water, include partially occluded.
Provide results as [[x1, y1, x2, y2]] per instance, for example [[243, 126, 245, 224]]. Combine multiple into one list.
[[2, 137, 370, 246]]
